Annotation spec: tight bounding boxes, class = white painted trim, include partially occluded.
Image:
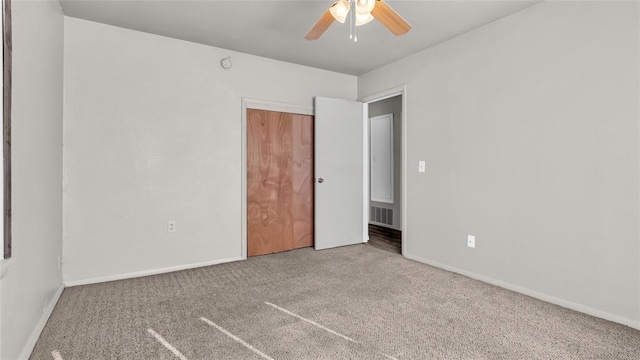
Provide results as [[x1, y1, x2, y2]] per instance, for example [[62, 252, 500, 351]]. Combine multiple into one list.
[[1, 5, 3, 259], [359, 86, 406, 104], [243, 98, 313, 116], [64, 256, 242, 287], [362, 103, 369, 242], [359, 86, 407, 256], [637, 1, 640, 332], [404, 252, 640, 331], [17, 284, 65, 360], [240, 98, 314, 259], [241, 101, 248, 260], [400, 90, 407, 257]]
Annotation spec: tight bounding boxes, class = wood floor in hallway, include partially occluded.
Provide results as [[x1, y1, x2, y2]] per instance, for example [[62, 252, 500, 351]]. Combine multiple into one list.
[[367, 224, 401, 254]]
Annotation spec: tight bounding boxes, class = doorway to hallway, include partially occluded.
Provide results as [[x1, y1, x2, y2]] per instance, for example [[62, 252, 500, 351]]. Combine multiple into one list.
[[366, 93, 403, 254]]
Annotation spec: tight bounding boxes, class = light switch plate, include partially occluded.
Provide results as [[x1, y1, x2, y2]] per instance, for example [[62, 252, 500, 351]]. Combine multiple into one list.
[[418, 161, 426, 173], [467, 235, 475, 248]]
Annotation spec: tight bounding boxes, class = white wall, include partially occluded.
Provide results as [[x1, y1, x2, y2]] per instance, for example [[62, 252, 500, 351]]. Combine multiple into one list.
[[0, 1, 64, 359], [359, 1, 640, 326], [63, 17, 357, 285]]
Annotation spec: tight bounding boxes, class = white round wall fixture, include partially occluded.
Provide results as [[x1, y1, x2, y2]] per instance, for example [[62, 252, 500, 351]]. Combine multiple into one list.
[[220, 57, 232, 70]]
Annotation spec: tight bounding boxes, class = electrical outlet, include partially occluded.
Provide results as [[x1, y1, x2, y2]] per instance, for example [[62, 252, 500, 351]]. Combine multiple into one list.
[[467, 235, 475, 248], [168, 221, 176, 233]]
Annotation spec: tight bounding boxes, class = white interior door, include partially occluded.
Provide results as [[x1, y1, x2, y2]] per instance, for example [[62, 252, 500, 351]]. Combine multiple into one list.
[[314, 97, 364, 250]]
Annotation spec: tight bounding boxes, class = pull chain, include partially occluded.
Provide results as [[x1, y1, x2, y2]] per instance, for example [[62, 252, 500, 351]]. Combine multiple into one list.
[[353, 0, 357, 42], [349, 0, 353, 40]]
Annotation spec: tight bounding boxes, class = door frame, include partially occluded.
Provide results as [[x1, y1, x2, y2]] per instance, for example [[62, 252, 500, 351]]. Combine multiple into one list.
[[241, 98, 314, 260], [359, 85, 408, 256]]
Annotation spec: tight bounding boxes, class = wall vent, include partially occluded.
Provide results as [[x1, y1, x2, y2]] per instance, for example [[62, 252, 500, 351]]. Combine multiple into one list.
[[370, 206, 393, 226]]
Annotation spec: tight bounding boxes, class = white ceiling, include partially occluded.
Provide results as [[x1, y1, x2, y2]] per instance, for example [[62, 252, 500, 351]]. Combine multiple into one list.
[[60, 0, 544, 75]]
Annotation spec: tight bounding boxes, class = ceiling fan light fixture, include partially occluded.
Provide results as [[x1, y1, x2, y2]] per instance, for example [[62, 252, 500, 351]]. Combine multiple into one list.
[[355, 0, 376, 15], [305, 0, 410, 41], [355, 12, 374, 26], [329, 0, 351, 24]]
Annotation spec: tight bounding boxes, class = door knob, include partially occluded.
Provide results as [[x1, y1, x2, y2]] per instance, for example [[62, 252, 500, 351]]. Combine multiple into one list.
[[317, 178, 325, 183]]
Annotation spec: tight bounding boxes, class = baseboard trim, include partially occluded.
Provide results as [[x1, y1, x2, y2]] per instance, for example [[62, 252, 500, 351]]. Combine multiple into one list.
[[64, 256, 243, 287], [18, 284, 65, 360], [404, 252, 640, 331]]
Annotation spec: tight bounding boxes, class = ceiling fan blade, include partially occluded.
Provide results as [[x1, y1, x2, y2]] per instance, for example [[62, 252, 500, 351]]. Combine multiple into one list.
[[305, 9, 335, 40], [371, 0, 412, 36]]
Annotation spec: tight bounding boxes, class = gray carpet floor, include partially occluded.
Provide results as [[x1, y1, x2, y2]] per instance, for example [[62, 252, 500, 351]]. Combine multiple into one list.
[[31, 244, 640, 359]]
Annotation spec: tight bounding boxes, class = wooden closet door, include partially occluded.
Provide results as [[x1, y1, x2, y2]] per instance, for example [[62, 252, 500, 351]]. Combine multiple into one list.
[[247, 109, 313, 256]]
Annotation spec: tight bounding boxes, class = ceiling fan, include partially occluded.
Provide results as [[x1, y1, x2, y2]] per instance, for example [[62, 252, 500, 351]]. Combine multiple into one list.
[[305, 0, 411, 41]]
